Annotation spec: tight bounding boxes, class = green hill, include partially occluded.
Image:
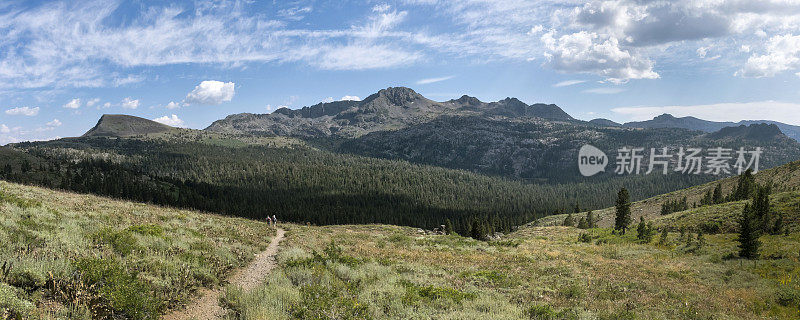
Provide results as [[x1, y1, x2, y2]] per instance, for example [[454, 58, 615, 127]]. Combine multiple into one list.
[[535, 160, 800, 228], [0, 180, 273, 319]]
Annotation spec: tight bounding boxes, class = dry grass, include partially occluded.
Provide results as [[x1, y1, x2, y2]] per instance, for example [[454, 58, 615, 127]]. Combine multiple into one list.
[[224, 223, 800, 319], [0, 180, 274, 319]]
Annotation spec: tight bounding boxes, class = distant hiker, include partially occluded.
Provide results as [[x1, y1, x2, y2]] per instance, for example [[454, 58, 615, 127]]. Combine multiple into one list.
[[272, 215, 278, 226], [266, 216, 272, 227]]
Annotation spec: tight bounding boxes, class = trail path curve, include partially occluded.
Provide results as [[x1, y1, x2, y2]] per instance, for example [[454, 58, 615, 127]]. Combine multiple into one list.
[[163, 228, 286, 320]]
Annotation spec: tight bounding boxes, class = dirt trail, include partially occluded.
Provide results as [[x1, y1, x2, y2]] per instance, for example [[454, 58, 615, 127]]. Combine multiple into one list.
[[163, 228, 286, 320]]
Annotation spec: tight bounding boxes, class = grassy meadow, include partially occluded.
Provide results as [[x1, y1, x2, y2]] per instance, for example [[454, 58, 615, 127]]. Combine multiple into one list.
[[0, 180, 274, 319], [223, 223, 800, 319]]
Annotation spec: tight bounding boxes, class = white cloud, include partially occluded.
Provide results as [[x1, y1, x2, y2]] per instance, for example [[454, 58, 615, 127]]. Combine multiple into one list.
[[0, 124, 9, 133], [340, 95, 361, 101], [121, 97, 139, 109], [63, 98, 81, 109], [611, 101, 800, 125], [416, 75, 454, 85], [322, 97, 335, 103], [541, 31, 659, 83], [314, 43, 421, 70], [152, 114, 185, 127], [85, 98, 100, 107], [739, 34, 800, 78], [46, 119, 62, 127], [583, 87, 626, 94], [102, 102, 111, 108], [165, 101, 180, 109], [553, 80, 586, 87], [184, 81, 235, 105], [5, 106, 40, 116], [373, 4, 392, 13]]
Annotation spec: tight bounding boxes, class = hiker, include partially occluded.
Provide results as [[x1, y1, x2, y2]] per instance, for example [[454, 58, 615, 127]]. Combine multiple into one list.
[[266, 216, 272, 227], [272, 215, 278, 226]]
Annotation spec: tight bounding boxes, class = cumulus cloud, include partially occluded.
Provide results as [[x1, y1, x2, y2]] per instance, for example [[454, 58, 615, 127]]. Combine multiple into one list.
[[541, 31, 659, 83], [416, 76, 454, 85], [165, 101, 181, 109], [46, 119, 62, 127], [63, 98, 81, 109], [739, 34, 800, 78], [85, 98, 101, 107], [5, 106, 40, 116], [611, 101, 800, 125], [340, 95, 361, 101], [184, 81, 235, 105], [121, 97, 139, 109], [152, 114, 186, 127]]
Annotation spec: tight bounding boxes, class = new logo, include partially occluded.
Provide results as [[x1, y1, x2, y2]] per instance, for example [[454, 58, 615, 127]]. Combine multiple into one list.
[[578, 144, 607, 177]]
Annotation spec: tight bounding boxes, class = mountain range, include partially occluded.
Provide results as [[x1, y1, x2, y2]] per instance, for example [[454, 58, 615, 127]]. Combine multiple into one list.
[[605, 113, 800, 142]]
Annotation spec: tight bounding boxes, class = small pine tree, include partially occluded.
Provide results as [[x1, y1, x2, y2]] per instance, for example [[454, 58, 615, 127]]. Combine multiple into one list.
[[615, 188, 631, 234], [696, 231, 705, 248], [586, 211, 596, 228], [772, 213, 784, 235], [563, 214, 575, 227], [636, 217, 647, 241], [444, 219, 455, 235], [658, 228, 669, 245], [738, 203, 761, 259], [577, 217, 588, 229], [574, 202, 581, 214], [712, 183, 723, 204]]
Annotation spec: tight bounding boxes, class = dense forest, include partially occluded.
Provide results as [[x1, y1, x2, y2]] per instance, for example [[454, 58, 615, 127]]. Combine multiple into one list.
[[0, 137, 723, 234]]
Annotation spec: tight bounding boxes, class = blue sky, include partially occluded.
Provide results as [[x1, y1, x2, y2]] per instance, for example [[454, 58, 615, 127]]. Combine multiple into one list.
[[2, 0, 800, 144]]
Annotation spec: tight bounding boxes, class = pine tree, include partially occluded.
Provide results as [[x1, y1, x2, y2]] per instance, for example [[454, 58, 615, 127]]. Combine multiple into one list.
[[586, 211, 596, 228], [563, 213, 575, 227], [658, 228, 669, 245], [731, 169, 756, 201], [637, 217, 647, 241], [738, 203, 761, 259], [574, 202, 581, 213], [615, 188, 631, 234], [577, 217, 588, 229], [712, 183, 723, 204], [444, 219, 454, 235]]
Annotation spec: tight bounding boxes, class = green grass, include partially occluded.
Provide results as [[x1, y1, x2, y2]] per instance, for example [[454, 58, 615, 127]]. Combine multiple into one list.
[[0, 180, 274, 319], [223, 224, 800, 319]]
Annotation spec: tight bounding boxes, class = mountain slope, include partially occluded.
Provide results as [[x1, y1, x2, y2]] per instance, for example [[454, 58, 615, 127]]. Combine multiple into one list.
[[340, 117, 800, 181], [624, 113, 800, 142], [535, 158, 800, 228], [83, 114, 177, 137]]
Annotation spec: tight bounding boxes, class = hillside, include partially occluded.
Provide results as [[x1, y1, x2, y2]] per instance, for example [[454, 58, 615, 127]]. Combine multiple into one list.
[[536, 159, 800, 228], [220, 223, 800, 319], [623, 113, 800, 142], [83, 114, 179, 137], [0, 135, 721, 236], [0, 180, 273, 319]]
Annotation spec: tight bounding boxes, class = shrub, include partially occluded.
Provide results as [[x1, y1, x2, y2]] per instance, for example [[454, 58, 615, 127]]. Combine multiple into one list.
[[776, 286, 800, 307], [578, 233, 592, 243], [399, 280, 476, 305], [526, 304, 556, 320], [72, 257, 161, 320], [92, 228, 139, 256], [126, 224, 164, 237], [0, 283, 36, 319]]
